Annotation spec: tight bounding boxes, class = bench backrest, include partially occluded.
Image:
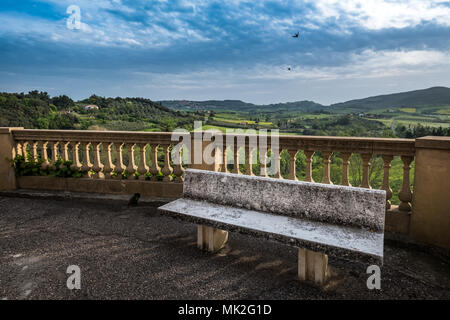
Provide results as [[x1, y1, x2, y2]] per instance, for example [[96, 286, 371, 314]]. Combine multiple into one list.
[[183, 169, 386, 232]]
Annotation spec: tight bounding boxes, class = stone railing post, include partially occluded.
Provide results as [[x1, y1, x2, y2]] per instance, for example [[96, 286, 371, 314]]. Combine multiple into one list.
[[0, 127, 23, 190], [381, 155, 394, 210], [321, 151, 333, 184], [398, 155, 413, 211], [190, 133, 220, 171], [360, 153, 372, 188], [287, 149, 298, 180], [304, 150, 315, 182], [341, 152, 351, 186], [411, 136, 450, 250]]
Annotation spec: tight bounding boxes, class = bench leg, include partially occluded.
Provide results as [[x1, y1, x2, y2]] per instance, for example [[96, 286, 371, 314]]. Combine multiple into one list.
[[197, 225, 228, 253], [298, 248, 328, 285]]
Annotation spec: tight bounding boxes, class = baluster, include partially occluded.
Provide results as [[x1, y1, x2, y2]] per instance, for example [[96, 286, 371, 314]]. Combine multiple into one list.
[[304, 150, 315, 182], [80, 142, 92, 178], [245, 142, 255, 176], [50, 141, 59, 165], [70, 142, 82, 171], [341, 153, 351, 186], [259, 148, 268, 177], [50, 141, 60, 170], [92, 142, 104, 179], [322, 151, 333, 184], [41, 141, 49, 169], [288, 149, 298, 180], [61, 141, 70, 161], [273, 149, 282, 179], [137, 143, 149, 180], [21, 141, 29, 160], [381, 155, 394, 210], [233, 144, 241, 174], [102, 142, 115, 179], [15, 141, 23, 157], [31, 141, 39, 162], [398, 156, 414, 212], [53, 141, 65, 169], [173, 145, 185, 182], [149, 144, 161, 181], [360, 153, 372, 188], [113, 143, 126, 179], [161, 144, 173, 181], [221, 144, 229, 173], [126, 143, 137, 180]]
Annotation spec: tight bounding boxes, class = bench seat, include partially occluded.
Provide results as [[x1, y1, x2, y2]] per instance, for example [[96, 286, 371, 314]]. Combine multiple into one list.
[[159, 198, 384, 264]]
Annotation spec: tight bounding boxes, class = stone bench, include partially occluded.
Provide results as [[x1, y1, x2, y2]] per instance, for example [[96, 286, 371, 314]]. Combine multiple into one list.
[[158, 169, 386, 285]]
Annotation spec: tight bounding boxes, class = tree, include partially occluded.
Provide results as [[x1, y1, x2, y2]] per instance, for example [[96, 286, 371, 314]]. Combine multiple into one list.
[[51, 95, 74, 109]]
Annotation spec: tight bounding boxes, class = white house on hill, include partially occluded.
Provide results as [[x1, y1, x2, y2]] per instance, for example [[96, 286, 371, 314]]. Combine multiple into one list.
[[84, 105, 99, 111]]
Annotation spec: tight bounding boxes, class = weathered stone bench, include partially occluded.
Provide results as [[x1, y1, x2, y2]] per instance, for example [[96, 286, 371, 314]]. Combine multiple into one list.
[[158, 169, 386, 285]]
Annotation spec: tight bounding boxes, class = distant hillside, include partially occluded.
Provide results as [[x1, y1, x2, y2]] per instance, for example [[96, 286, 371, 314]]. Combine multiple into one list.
[[0, 91, 202, 131], [261, 100, 324, 112], [161, 87, 450, 113], [159, 99, 324, 112], [330, 87, 450, 111], [0, 91, 79, 129], [159, 99, 256, 111]]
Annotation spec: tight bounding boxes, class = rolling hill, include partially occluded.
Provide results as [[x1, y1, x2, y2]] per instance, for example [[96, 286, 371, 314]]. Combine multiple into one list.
[[329, 86, 450, 112], [0, 91, 202, 131], [158, 99, 324, 112], [160, 86, 450, 113]]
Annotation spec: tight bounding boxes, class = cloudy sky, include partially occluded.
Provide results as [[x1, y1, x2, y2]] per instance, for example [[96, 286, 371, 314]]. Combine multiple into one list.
[[1, 0, 450, 104]]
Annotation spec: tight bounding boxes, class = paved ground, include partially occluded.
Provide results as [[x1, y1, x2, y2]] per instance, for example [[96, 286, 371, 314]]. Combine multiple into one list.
[[0, 194, 449, 300]]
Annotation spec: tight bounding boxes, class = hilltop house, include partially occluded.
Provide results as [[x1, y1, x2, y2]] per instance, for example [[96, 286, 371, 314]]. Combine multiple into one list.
[[84, 105, 99, 111]]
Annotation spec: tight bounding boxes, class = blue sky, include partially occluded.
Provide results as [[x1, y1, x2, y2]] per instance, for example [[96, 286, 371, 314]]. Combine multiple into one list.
[[1, 0, 450, 104]]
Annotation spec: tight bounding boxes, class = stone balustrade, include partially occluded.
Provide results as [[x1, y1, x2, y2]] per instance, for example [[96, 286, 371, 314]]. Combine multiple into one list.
[[215, 134, 415, 212], [10, 130, 417, 211], [1, 128, 449, 250], [11, 129, 187, 182], [279, 135, 416, 212]]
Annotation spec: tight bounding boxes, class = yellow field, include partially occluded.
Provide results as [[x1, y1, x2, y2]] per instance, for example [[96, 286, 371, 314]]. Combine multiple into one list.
[[213, 117, 273, 125], [399, 108, 416, 113], [436, 107, 450, 115]]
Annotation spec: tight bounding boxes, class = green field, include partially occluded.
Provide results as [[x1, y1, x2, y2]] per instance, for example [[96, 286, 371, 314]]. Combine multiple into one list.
[[213, 116, 273, 126], [369, 117, 450, 129], [436, 106, 450, 115], [199, 124, 298, 135]]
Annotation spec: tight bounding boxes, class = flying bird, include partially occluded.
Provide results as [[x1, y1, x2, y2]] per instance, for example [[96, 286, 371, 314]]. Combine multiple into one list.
[[292, 32, 299, 38]]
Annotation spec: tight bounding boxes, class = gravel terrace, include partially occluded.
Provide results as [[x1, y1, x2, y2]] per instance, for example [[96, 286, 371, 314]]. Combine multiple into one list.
[[0, 192, 449, 300]]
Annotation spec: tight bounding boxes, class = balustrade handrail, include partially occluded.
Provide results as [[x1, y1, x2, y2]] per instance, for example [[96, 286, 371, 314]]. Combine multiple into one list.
[[12, 129, 415, 154], [278, 135, 415, 156], [11, 129, 182, 145]]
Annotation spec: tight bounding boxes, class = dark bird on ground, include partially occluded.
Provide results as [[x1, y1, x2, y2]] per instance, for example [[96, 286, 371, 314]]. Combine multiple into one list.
[[287, 67, 291, 71], [128, 193, 141, 206], [292, 32, 299, 38]]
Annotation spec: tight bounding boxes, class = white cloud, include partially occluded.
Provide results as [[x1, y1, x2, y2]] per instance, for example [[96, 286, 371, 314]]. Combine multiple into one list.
[[4, 0, 450, 49], [309, 0, 450, 30]]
